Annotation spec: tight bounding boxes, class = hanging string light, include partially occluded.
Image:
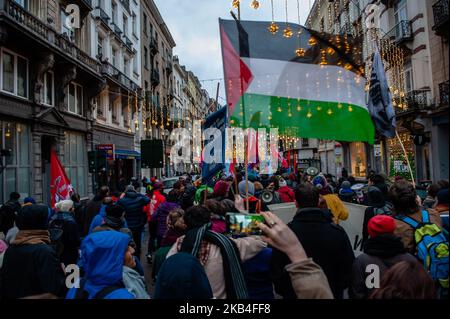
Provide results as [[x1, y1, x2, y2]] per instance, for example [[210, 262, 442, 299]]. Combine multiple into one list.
[[232, 0, 240, 9], [295, 0, 305, 57], [269, 0, 279, 35], [283, 0, 293, 38]]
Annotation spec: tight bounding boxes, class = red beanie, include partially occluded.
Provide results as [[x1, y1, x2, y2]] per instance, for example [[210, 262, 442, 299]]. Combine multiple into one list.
[[368, 215, 396, 238], [213, 181, 229, 197]]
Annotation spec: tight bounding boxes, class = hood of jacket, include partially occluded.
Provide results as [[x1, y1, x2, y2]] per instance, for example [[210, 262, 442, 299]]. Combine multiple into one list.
[[363, 234, 406, 259], [125, 191, 139, 199], [81, 231, 129, 288]]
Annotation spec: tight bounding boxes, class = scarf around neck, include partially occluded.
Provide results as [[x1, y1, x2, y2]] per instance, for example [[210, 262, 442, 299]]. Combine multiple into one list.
[[12, 230, 51, 246], [180, 223, 249, 299]]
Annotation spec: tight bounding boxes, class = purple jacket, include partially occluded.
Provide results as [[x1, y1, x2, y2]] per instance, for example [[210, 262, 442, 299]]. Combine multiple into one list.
[[154, 201, 179, 238]]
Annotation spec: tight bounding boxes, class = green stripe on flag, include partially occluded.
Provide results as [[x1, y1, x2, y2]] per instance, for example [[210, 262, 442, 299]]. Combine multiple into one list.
[[229, 93, 375, 144]]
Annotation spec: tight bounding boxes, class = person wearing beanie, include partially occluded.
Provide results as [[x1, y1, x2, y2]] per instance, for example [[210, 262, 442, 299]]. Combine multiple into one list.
[[339, 180, 354, 203], [1, 205, 66, 299], [350, 215, 416, 299], [238, 180, 255, 198], [213, 180, 230, 201], [435, 188, 449, 233], [313, 175, 332, 196], [145, 181, 166, 264], [50, 199, 80, 266], [22, 197, 37, 207], [277, 178, 295, 203]]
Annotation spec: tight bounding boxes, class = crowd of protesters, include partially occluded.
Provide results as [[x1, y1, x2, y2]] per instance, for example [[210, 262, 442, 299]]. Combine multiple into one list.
[[0, 168, 448, 300]]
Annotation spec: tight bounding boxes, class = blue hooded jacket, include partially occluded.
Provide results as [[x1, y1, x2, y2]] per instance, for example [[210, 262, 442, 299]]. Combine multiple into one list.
[[88, 204, 107, 234], [66, 231, 134, 299]]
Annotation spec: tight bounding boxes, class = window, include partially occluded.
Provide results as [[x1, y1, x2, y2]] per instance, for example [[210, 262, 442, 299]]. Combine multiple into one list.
[[0, 121, 30, 203], [144, 47, 149, 69], [302, 138, 309, 147], [403, 62, 414, 93], [349, 142, 367, 178], [394, 0, 408, 24], [111, 2, 117, 24], [132, 13, 137, 36], [123, 14, 128, 35], [66, 82, 83, 115], [143, 13, 148, 35], [61, 9, 75, 41], [112, 48, 118, 66], [64, 132, 87, 197], [97, 34, 104, 58], [133, 57, 138, 75], [1, 49, 28, 98], [43, 72, 54, 106], [124, 59, 130, 76], [14, 0, 28, 9]]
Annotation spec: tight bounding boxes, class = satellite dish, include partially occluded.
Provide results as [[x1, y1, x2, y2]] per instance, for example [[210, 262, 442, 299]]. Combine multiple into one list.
[[306, 166, 319, 176]]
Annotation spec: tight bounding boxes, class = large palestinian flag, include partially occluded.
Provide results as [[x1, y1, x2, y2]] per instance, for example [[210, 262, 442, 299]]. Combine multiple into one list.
[[219, 19, 375, 144]]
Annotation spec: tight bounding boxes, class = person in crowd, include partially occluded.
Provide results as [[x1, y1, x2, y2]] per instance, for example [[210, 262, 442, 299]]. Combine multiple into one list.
[[70, 193, 84, 237], [118, 185, 150, 260], [204, 199, 226, 234], [271, 183, 354, 299], [0, 192, 21, 236], [312, 175, 333, 196], [435, 188, 449, 232], [341, 168, 349, 179], [1, 205, 66, 299], [351, 215, 416, 299], [277, 178, 295, 203], [389, 181, 442, 253], [212, 180, 230, 202], [370, 260, 437, 299], [154, 252, 213, 299], [152, 208, 187, 281], [111, 191, 121, 203], [22, 197, 36, 207], [362, 186, 394, 244], [257, 211, 333, 299], [83, 186, 109, 236], [92, 204, 133, 244], [242, 245, 274, 299], [122, 245, 150, 299], [166, 205, 266, 299], [0, 239, 8, 269], [338, 181, 354, 203], [88, 197, 114, 234], [66, 231, 135, 299], [51, 199, 81, 266], [423, 184, 441, 209], [153, 190, 180, 249], [367, 174, 389, 202], [179, 179, 197, 210], [145, 182, 166, 262], [320, 192, 349, 225], [117, 176, 128, 193], [238, 180, 261, 213], [254, 181, 264, 199]]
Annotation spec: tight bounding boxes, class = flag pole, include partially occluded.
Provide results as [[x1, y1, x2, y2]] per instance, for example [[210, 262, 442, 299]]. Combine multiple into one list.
[[395, 131, 416, 188]]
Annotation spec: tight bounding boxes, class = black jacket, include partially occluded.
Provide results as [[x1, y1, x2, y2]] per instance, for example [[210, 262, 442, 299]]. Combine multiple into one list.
[[117, 191, 150, 230], [82, 196, 104, 236], [271, 208, 355, 299], [0, 243, 66, 299], [50, 212, 81, 266]]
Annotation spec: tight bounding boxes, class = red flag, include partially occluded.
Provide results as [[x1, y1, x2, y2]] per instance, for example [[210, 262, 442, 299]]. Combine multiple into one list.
[[50, 150, 74, 208]]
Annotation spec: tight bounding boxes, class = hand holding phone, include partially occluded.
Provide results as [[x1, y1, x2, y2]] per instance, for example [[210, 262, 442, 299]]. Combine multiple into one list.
[[226, 213, 264, 238]]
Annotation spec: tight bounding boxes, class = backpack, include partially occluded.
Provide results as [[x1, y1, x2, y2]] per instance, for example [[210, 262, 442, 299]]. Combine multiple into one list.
[[395, 210, 449, 290], [74, 278, 124, 299], [48, 216, 66, 258]]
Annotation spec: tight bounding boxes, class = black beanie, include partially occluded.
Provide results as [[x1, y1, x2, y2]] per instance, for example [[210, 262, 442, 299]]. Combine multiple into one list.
[[16, 205, 49, 230]]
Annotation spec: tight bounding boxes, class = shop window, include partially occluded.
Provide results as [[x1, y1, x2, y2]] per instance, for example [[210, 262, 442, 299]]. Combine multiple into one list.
[[349, 142, 367, 178], [0, 121, 30, 203]]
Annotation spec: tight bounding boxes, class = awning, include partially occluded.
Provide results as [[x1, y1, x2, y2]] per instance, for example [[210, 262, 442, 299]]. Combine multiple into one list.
[[115, 149, 141, 160]]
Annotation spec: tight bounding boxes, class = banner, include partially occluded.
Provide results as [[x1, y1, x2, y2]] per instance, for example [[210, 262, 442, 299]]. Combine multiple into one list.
[[50, 150, 74, 208], [201, 106, 227, 183]]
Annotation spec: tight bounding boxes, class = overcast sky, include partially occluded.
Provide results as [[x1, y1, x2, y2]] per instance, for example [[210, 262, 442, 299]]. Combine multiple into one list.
[[154, 0, 311, 104]]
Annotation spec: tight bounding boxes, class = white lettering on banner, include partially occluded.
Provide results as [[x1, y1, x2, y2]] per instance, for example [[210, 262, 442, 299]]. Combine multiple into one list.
[[268, 202, 367, 256]]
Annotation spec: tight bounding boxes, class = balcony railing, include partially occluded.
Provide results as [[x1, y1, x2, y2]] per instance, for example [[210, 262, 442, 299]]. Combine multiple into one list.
[[384, 20, 413, 44], [123, 35, 133, 52], [151, 70, 160, 87], [94, 7, 110, 29], [102, 62, 139, 91], [3, 0, 101, 74], [405, 90, 433, 110], [433, 0, 449, 36], [439, 81, 449, 106], [150, 37, 158, 55]]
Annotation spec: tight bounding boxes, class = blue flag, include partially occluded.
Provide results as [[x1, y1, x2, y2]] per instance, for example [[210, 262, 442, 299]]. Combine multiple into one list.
[[201, 106, 227, 183], [367, 48, 397, 138]]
